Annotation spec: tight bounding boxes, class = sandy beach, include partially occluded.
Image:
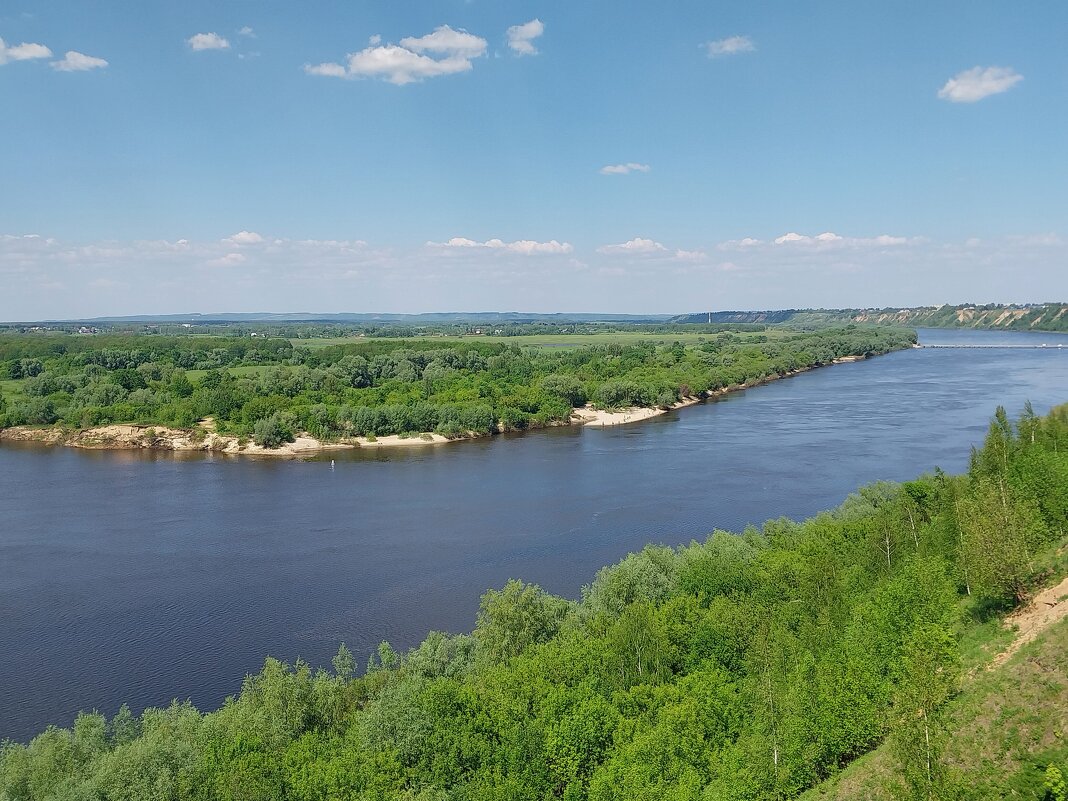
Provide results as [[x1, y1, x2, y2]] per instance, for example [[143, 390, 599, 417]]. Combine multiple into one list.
[[0, 423, 457, 456], [571, 396, 702, 427]]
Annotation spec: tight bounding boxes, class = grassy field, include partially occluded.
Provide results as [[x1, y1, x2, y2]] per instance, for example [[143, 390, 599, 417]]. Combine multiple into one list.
[[289, 330, 794, 349], [0, 379, 26, 402]]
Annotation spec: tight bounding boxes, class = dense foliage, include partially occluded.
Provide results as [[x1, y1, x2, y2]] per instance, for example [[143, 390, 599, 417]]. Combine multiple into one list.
[[3, 402, 1065, 800], [0, 327, 914, 443]]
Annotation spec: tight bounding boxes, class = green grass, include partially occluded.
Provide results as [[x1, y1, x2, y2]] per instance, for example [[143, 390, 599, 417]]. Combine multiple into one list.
[[291, 330, 794, 349], [0, 378, 27, 402]]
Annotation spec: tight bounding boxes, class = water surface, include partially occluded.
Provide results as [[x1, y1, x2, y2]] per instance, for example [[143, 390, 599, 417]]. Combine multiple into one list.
[[1, 328, 1067, 741]]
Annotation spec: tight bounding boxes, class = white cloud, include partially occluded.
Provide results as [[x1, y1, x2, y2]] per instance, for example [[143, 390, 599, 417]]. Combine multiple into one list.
[[368, 34, 382, 45], [503, 239, 572, 255], [597, 238, 706, 262], [187, 32, 231, 51], [399, 25, 486, 58], [506, 19, 544, 56], [208, 252, 246, 267], [0, 37, 52, 64], [705, 35, 754, 58], [938, 66, 1022, 103], [597, 237, 668, 255], [225, 231, 264, 245], [599, 162, 651, 175], [428, 237, 573, 254], [871, 235, 908, 246], [237, 26, 255, 38], [770, 231, 917, 247], [306, 25, 487, 85], [51, 51, 108, 72], [718, 237, 763, 250], [722, 233, 918, 252], [304, 61, 347, 78], [347, 44, 475, 83]]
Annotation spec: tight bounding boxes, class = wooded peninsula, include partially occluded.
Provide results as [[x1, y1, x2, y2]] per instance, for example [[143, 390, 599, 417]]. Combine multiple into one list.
[[0, 326, 914, 452]]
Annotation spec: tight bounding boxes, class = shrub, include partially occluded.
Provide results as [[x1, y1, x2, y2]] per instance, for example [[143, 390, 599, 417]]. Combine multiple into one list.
[[252, 413, 295, 448]]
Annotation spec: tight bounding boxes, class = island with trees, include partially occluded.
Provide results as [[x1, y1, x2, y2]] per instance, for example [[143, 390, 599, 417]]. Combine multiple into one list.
[[0, 325, 915, 453]]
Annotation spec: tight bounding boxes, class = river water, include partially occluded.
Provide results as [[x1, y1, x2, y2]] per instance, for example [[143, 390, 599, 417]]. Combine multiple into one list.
[[2, 328, 1067, 741]]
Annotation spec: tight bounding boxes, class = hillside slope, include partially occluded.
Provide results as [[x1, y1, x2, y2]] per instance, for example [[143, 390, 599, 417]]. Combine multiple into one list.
[[672, 304, 1068, 333], [851, 303, 1068, 332], [802, 579, 1068, 800]]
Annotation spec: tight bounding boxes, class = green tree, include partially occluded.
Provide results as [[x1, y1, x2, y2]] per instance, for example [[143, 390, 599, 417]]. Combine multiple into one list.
[[890, 625, 959, 801], [539, 374, 587, 407], [252, 413, 295, 448], [332, 643, 356, 680], [957, 480, 1047, 606], [605, 602, 672, 689], [473, 580, 571, 665]]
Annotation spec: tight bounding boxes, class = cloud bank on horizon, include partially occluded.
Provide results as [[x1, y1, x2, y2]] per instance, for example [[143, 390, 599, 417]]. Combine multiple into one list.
[[3, 229, 1063, 320], [0, 2, 1063, 318]]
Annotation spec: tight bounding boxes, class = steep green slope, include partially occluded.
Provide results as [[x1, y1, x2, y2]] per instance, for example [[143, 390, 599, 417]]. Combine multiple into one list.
[[802, 609, 1068, 800]]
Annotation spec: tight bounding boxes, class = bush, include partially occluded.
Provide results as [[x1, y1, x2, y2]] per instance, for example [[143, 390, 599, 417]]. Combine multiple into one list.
[[11, 397, 59, 425], [499, 406, 530, 431], [253, 413, 295, 448]]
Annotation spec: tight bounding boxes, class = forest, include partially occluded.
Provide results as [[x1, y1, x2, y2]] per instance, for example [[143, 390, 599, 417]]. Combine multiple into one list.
[[1, 402, 1065, 800], [0, 327, 914, 446]]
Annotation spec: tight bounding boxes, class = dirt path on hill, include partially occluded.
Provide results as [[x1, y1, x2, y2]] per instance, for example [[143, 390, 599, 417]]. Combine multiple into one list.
[[990, 575, 1068, 669]]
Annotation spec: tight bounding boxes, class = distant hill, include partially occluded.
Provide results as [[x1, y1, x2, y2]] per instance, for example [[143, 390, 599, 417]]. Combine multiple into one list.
[[20, 304, 1068, 332], [849, 303, 1068, 331], [672, 303, 1068, 332], [75, 311, 675, 324]]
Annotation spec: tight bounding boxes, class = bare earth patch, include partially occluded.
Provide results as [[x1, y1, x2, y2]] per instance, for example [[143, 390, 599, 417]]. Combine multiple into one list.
[[990, 574, 1068, 669]]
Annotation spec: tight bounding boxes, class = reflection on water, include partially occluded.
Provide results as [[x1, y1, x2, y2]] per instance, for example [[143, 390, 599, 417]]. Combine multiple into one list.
[[1, 328, 1067, 741]]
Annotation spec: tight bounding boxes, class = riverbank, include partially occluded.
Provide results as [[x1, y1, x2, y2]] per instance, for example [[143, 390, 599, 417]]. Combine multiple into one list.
[[0, 354, 874, 456], [0, 423, 461, 455]]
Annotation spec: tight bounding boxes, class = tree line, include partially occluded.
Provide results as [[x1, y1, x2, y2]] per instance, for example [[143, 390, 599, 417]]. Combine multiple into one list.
[[0, 327, 915, 446]]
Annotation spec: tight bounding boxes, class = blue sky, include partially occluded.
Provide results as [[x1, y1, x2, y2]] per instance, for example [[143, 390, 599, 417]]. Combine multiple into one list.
[[2, 1, 1066, 318]]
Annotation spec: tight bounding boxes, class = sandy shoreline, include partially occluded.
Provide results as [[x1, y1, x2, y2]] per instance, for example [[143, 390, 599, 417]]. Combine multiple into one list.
[[0, 424, 460, 456], [571, 396, 702, 427], [0, 354, 873, 457]]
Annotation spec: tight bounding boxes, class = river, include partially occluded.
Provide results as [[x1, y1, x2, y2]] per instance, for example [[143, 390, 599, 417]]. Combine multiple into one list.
[[1, 327, 1067, 741]]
